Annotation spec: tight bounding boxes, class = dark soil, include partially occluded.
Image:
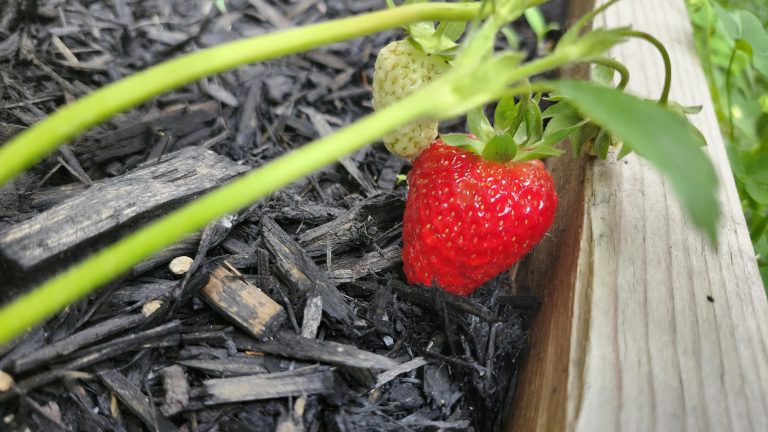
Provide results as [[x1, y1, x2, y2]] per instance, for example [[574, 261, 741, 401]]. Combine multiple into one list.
[[0, 1, 567, 431]]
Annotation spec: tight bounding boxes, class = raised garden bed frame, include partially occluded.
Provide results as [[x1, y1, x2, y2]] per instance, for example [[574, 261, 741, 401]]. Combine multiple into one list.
[[507, 0, 768, 431]]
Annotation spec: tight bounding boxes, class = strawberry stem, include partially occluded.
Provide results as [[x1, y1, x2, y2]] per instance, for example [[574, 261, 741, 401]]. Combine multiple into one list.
[[622, 30, 672, 105], [592, 57, 630, 89], [0, 2, 482, 187]]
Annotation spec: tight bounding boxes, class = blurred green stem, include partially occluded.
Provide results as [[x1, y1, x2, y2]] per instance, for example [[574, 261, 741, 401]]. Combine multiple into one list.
[[0, 1, 482, 187], [0, 48, 576, 346]]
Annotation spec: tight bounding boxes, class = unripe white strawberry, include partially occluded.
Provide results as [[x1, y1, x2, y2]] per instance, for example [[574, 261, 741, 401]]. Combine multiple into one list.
[[372, 39, 449, 159]]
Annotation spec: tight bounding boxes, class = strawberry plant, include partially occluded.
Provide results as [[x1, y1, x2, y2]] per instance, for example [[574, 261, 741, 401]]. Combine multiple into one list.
[[687, 0, 768, 288], [0, 0, 720, 343]]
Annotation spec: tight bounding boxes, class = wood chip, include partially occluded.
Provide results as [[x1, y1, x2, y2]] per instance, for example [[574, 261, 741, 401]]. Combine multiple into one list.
[[375, 357, 428, 388], [98, 370, 176, 432], [176, 357, 268, 377], [10, 312, 150, 373], [160, 365, 189, 416], [300, 295, 323, 339], [237, 330, 398, 370], [198, 262, 286, 339], [261, 216, 354, 324], [0, 147, 247, 271], [202, 366, 334, 405]]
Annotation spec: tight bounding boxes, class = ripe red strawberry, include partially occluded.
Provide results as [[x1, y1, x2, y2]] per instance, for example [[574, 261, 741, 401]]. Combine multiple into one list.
[[402, 138, 557, 295]]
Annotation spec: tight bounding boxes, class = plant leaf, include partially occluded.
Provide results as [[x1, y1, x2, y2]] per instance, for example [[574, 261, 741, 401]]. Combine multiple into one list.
[[441, 133, 484, 154], [467, 107, 495, 141], [542, 101, 582, 131], [593, 128, 611, 159], [570, 123, 599, 156], [737, 10, 768, 75], [438, 20, 467, 42], [483, 132, 518, 161], [524, 99, 543, 144], [524, 6, 557, 41], [494, 96, 520, 132], [551, 80, 721, 244], [515, 145, 564, 161]]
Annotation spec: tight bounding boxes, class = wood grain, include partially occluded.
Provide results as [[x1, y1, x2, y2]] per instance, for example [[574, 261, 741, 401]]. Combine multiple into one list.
[[508, 0, 768, 431]]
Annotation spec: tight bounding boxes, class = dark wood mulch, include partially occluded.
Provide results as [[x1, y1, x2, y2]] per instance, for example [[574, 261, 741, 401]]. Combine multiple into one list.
[[0, 1, 567, 431]]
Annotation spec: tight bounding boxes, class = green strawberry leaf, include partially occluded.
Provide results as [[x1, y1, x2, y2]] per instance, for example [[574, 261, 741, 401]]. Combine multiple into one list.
[[524, 98, 544, 144], [616, 135, 634, 159], [467, 107, 495, 141], [483, 132, 518, 162], [736, 10, 768, 75], [494, 96, 520, 132], [745, 179, 768, 206], [442, 133, 484, 154], [524, 6, 559, 42], [551, 80, 721, 244], [516, 144, 564, 161], [593, 128, 611, 159], [570, 123, 600, 156], [542, 102, 582, 134], [437, 20, 467, 43], [540, 118, 589, 145], [501, 26, 520, 49], [541, 99, 579, 119]]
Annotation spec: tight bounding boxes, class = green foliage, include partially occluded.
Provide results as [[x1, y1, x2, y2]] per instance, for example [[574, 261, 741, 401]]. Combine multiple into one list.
[[552, 80, 721, 244], [687, 0, 768, 288]]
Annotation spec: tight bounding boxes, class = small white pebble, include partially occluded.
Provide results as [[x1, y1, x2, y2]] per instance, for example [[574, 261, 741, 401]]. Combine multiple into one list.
[[0, 370, 12, 392], [142, 299, 163, 317], [3, 414, 13, 424], [169, 256, 194, 275]]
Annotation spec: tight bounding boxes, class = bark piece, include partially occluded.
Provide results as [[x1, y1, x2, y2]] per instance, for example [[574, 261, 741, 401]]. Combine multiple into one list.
[[98, 369, 176, 432], [300, 295, 323, 339], [261, 216, 353, 324], [202, 366, 335, 405], [297, 192, 405, 258], [328, 243, 401, 283], [199, 262, 286, 339], [160, 365, 189, 416], [236, 330, 398, 370], [177, 357, 267, 377], [375, 357, 428, 388], [75, 101, 220, 165], [11, 310, 153, 373], [0, 321, 181, 402], [0, 147, 247, 272]]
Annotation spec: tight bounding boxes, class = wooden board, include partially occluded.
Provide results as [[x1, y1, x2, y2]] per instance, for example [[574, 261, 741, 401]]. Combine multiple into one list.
[[507, 0, 768, 431]]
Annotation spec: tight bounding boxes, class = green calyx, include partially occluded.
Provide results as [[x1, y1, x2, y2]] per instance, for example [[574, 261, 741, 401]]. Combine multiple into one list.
[[441, 92, 567, 163], [386, 0, 469, 59]]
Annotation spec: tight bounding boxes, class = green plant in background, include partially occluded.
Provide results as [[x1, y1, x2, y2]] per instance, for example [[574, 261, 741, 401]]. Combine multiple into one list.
[[0, 0, 721, 344], [687, 0, 768, 288]]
